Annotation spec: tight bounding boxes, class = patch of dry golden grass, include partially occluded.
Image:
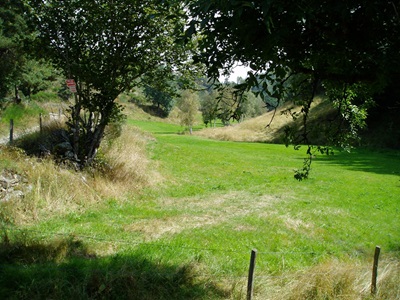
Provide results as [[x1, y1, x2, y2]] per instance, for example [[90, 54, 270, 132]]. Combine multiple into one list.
[[0, 146, 98, 224], [123, 191, 282, 241], [194, 114, 277, 142], [93, 125, 162, 197], [0, 125, 158, 225], [254, 258, 400, 300]]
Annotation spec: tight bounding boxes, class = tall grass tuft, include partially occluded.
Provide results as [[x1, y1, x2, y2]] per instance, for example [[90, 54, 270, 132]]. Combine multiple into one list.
[[262, 258, 400, 300], [0, 124, 156, 225], [0, 145, 100, 224], [91, 124, 160, 198], [373, 259, 400, 300]]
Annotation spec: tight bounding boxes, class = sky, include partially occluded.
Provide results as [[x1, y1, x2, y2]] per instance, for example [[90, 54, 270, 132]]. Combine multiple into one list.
[[219, 65, 250, 83]]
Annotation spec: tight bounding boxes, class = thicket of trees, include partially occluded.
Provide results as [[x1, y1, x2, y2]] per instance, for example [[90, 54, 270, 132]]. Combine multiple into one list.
[[0, 1, 26, 100], [198, 84, 265, 127], [0, 1, 57, 102]]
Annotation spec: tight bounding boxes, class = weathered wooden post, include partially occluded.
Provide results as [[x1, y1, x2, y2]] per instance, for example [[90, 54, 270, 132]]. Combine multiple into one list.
[[371, 246, 381, 295], [9, 119, 14, 144], [39, 113, 43, 134], [247, 249, 257, 300]]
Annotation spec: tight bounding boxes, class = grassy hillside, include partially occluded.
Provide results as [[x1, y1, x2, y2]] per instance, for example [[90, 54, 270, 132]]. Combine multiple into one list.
[[194, 98, 333, 144], [194, 97, 400, 150], [1, 102, 399, 299]]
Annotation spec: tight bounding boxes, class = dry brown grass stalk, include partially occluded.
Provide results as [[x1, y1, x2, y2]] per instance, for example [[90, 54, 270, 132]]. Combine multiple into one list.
[[122, 191, 281, 241], [0, 148, 101, 224]]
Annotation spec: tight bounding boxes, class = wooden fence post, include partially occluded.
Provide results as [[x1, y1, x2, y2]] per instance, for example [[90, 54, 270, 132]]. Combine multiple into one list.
[[371, 246, 381, 295], [247, 249, 257, 300], [39, 113, 43, 133], [9, 119, 14, 144]]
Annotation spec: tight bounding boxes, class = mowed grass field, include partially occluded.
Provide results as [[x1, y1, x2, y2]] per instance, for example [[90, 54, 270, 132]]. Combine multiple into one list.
[[1, 117, 399, 299]]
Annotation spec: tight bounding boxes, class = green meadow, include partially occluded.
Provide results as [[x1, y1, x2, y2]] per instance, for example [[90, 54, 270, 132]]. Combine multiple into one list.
[[1, 118, 399, 299]]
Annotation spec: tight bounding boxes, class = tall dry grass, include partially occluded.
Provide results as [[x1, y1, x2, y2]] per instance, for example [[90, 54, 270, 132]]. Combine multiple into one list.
[[92, 124, 162, 197], [0, 146, 93, 224], [255, 258, 400, 300], [0, 124, 158, 225]]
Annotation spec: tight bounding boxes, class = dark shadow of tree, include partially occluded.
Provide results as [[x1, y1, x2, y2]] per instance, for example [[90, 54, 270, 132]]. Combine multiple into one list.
[[136, 104, 169, 119], [0, 233, 229, 299], [314, 148, 400, 177], [262, 102, 400, 177]]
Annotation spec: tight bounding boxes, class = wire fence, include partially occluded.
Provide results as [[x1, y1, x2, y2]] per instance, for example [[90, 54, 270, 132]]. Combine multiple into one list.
[[1, 225, 326, 256], [2, 111, 65, 145]]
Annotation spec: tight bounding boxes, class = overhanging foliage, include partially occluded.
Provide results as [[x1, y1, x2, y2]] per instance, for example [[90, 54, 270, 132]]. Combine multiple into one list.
[[185, 0, 400, 178]]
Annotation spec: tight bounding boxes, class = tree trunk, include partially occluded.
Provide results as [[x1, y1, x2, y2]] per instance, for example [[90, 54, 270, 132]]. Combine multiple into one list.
[[14, 85, 21, 104], [86, 121, 107, 165], [72, 95, 81, 162]]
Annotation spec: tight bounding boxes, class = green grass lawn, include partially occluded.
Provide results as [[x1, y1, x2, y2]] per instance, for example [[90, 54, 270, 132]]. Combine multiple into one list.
[[2, 119, 399, 299], [30, 120, 399, 267], [127, 120, 400, 261]]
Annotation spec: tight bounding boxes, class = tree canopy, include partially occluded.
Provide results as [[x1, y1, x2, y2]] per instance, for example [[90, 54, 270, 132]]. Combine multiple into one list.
[[188, 1, 399, 81], [186, 0, 400, 178]]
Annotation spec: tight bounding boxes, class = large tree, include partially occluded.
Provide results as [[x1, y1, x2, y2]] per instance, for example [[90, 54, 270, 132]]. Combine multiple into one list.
[[185, 0, 400, 178], [28, 0, 189, 166]]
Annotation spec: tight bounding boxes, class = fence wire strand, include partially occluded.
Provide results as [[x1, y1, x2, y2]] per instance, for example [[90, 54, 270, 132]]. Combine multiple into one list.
[[1, 225, 329, 256]]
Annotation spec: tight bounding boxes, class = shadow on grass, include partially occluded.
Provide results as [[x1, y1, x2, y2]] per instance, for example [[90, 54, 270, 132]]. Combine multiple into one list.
[[0, 233, 228, 300], [137, 104, 169, 119], [315, 148, 400, 177]]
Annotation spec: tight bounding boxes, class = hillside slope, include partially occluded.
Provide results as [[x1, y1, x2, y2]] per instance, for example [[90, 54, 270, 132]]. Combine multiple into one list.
[[195, 98, 400, 149], [195, 98, 333, 144]]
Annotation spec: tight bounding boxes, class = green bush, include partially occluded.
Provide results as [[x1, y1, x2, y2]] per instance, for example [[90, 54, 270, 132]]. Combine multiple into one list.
[[30, 91, 59, 102]]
